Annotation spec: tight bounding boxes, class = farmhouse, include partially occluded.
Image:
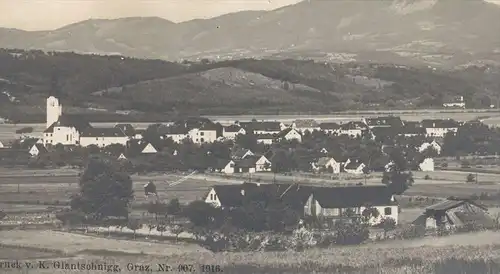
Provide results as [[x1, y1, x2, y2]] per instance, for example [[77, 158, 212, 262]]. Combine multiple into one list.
[[422, 119, 460, 137], [161, 123, 218, 144], [222, 125, 246, 140], [363, 116, 404, 129], [319, 122, 340, 135], [29, 143, 48, 156], [312, 157, 342, 174], [211, 159, 235, 174], [291, 119, 320, 133], [239, 121, 286, 135], [344, 159, 366, 174], [419, 140, 442, 155], [276, 128, 302, 143], [256, 134, 275, 144], [79, 127, 129, 147], [339, 122, 366, 137], [231, 148, 254, 160], [304, 185, 399, 225], [243, 154, 271, 172], [413, 197, 495, 229]]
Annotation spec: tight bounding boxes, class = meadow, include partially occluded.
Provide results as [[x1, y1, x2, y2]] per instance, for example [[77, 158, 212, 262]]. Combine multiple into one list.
[[2, 230, 500, 273]]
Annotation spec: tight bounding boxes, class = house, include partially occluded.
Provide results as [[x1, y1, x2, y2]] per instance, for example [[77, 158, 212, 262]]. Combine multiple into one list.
[[79, 127, 129, 147], [117, 153, 127, 160], [244, 155, 271, 172], [204, 183, 260, 208], [320, 148, 328, 154], [339, 122, 367, 137], [140, 143, 158, 154], [443, 96, 466, 109], [319, 122, 341, 135], [418, 158, 435, 172], [303, 185, 399, 226], [412, 197, 494, 229], [256, 134, 275, 144], [211, 159, 235, 174], [239, 121, 286, 135], [344, 159, 366, 174], [161, 126, 190, 143], [291, 119, 321, 133], [234, 158, 257, 173], [231, 148, 254, 160], [276, 128, 302, 142], [398, 126, 426, 137], [222, 125, 246, 140], [419, 140, 442, 155], [190, 123, 218, 144], [363, 116, 404, 129], [312, 157, 342, 174], [422, 119, 460, 137], [29, 143, 48, 157]]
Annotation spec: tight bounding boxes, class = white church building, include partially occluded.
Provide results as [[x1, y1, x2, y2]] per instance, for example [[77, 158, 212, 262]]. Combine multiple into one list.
[[42, 96, 129, 147]]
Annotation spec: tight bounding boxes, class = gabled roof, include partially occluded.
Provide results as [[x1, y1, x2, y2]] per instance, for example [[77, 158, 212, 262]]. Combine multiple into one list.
[[80, 127, 127, 138], [319, 122, 340, 130], [276, 128, 300, 139], [421, 119, 460, 128], [293, 119, 319, 128], [161, 125, 190, 135], [212, 159, 233, 169], [425, 198, 487, 213], [311, 185, 394, 208], [224, 125, 243, 133], [240, 121, 282, 132], [234, 158, 256, 168], [340, 121, 366, 130], [32, 143, 48, 153], [345, 159, 364, 169], [317, 157, 334, 166], [43, 115, 92, 133], [200, 123, 219, 131], [400, 126, 426, 135], [231, 148, 253, 160]]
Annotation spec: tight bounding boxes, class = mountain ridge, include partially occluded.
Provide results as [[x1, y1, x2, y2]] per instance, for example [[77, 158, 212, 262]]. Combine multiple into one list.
[[1, 0, 500, 67]]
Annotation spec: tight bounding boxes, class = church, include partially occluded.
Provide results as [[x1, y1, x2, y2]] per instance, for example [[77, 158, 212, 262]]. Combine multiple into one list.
[[42, 95, 130, 147]]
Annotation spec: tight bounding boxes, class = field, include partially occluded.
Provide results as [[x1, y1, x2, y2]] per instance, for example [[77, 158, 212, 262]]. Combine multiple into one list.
[[2, 230, 500, 273], [3, 168, 500, 273]]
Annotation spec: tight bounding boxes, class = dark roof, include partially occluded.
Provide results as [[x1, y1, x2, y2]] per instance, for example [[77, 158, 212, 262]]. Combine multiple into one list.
[[344, 159, 364, 170], [365, 116, 404, 127], [293, 119, 319, 128], [425, 198, 487, 213], [276, 128, 294, 138], [212, 159, 233, 169], [211, 183, 259, 207], [319, 122, 340, 130], [162, 126, 190, 135], [114, 124, 135, 136], [421, 119, 460, 128], [200, 123, 219, 131], [224, 125, 243, 133], [80, 127, 127, 138], [400, 126, 426, 135], [311, 185, 394, 208], [234, 158, 256, 168], [340, 121, 366, 130], [240, 121, 282, 132], [231, 148, 253, 160], [33, 143, 48, 153], [20, 138, 39, 148], [44, 115, 92, 133], [256, 133, 275, 140]]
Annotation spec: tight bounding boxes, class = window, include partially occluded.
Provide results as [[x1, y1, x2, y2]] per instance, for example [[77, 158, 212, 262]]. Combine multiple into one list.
[[200, 132, 205, 136], [384, 207, 392, 215], [214, 194, 217, 200], [66, 135, 69, 141], [200, 138, 205, 143], [210, 194, 214, 200]]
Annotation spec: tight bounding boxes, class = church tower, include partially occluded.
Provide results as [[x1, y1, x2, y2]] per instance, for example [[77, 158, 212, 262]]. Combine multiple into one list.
[[46, 96, 62, 129]]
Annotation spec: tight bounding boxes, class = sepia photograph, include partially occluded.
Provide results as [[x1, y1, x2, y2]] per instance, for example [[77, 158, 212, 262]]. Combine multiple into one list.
[[1, 0, 500, 273]]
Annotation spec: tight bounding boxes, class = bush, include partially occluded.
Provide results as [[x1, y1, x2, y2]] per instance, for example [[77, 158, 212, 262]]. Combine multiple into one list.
[[424, 175, 431, 180], [466, 173, 476, 183]]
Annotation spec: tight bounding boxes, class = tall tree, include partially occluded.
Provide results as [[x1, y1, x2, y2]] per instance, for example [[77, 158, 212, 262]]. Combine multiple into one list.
[[71, 156, 134, 220]]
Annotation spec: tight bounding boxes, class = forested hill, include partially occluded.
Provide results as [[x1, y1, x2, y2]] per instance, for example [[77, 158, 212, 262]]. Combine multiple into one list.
[[1, 49, 499, 123]]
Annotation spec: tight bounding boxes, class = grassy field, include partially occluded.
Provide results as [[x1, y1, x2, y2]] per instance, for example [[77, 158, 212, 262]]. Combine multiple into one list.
[[3, 230, 500, 273]]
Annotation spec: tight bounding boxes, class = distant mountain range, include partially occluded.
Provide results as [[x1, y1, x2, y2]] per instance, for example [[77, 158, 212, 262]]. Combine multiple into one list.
[[1, 0, 500, 68]]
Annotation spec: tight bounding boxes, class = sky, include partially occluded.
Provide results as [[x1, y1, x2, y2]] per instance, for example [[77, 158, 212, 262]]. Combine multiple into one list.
[[1, 0, 499, 31], [0, 0, 303, 30]]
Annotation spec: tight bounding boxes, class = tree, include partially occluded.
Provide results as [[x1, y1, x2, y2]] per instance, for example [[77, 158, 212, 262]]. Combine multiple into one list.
[[183, 200, 220, 228], [126, 219, 142, 239], [70, 156, 134, 221], [361, 207, 380, 224], [156, 222, 167, 236], [0, 211, 6, 220], [466, 173, 476, 183], [166, 198, 182, 216], [170, 225, 184, 242], [379, 217, 397, 238]]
